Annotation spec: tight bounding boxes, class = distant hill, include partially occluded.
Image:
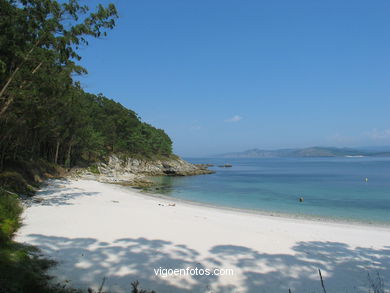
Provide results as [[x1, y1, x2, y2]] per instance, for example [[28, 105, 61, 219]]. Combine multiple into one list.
[[357, 146, 390, 153], [215, 147, 390, 158]]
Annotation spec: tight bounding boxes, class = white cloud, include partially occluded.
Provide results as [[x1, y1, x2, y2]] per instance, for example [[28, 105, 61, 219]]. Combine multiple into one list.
[[225, 115, 242, 123]]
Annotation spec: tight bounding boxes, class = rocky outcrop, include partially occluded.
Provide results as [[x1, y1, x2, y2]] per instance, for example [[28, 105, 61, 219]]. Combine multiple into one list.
[[71, 155, 214, 185], [104, 155, 213, 176]]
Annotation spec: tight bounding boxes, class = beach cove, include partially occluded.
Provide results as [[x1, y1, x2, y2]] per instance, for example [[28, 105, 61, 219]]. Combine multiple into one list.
[[16, 179, 390, 293]]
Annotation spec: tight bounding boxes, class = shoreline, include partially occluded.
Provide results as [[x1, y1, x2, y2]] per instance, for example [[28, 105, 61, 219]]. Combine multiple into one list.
[[129, 185, 390, 229], [16, 178, 390, 293], [27, 176, 390, 231]]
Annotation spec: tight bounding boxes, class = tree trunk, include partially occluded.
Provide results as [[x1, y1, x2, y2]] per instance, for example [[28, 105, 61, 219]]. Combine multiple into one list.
[[65, 143, 72, 168], [54, 140, 60, 164], [13, 146, 18, 160], [0, 66, 20, 101], [30, 130, 37, 159], [0, 92, 16, 118], [0, 145, 6, 171], [0, 153, 4, 171]]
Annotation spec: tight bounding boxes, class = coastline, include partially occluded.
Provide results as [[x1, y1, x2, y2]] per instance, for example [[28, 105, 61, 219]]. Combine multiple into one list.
[[69, 155, 214, 186], [136, 185, 390, 229], [16, 178, 390, 293]]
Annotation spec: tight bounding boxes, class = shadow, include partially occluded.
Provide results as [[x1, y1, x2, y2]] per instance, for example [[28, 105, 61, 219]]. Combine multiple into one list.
[[210, 242, 390, 293], [25, 179, 99, 206], [23, 234, 390, 293], [25, 234, 219, 293], [32, 191, 100, 206]]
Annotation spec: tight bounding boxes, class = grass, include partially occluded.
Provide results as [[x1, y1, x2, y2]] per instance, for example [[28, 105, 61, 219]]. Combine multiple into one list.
[[0, 189, 51, 292], [0, 241, 55, 292], [287, 269, 388, 293], [0, 188, 83, 293], [0, 161, 77, 293], [0, 190, 22, 242]]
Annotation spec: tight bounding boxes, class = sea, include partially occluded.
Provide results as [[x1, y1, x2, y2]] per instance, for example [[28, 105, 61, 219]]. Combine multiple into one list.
[[148, 157, 390, 225]]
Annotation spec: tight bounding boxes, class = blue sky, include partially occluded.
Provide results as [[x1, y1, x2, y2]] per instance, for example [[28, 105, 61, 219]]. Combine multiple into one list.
[[76, 0, 390, 157]]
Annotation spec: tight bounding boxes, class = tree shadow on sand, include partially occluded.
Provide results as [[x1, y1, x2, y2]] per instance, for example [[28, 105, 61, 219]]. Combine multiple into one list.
[[210, 242, 390, 293], [26, 179, 99, 206], [23, 234, 390, 293], [25, 235, 219, 293]]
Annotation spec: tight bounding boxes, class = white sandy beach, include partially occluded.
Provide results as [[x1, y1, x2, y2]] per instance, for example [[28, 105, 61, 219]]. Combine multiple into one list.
[[16, 179, 390, 293]]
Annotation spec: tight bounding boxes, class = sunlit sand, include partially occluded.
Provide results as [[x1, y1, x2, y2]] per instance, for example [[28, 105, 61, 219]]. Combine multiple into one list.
[[16, 179, 390, 293]]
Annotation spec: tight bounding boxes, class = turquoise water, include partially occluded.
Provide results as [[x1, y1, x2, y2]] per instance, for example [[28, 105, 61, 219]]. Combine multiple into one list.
[[150, 157, 390, 225]]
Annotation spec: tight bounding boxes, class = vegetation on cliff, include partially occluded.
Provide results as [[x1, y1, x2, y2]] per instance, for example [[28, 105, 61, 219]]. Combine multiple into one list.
[[0, 0, 173, 173]]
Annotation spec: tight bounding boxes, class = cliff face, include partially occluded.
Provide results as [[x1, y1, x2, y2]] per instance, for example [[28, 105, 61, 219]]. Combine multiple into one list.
[[102, 155, 213, 176], [72, 155, 214, 185]]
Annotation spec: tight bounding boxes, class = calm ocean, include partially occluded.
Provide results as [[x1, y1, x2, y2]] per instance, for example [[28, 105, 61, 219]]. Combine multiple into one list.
[[149, 157, 390, 225]]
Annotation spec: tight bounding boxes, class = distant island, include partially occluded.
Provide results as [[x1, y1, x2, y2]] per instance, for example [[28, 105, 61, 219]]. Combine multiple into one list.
[[215, 146, 390, 158]]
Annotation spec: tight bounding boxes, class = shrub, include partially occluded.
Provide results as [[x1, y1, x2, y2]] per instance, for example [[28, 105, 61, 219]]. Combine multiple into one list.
[[0, 190, 23, 243], [88, 165, 100, 174], [0, 171, 33, 195]]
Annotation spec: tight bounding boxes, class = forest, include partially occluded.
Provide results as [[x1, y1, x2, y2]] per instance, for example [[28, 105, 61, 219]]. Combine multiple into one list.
[[0, 0, 173, 172], [0, 1, 169, 291]]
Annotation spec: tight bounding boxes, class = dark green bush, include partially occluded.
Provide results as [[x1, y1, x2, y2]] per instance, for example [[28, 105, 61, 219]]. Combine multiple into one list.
[[0, 190, 23, 243], [0, 172, 33, 196]]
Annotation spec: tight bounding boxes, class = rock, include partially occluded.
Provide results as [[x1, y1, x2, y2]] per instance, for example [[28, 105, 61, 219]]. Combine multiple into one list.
[[70, 155, 214, 186]]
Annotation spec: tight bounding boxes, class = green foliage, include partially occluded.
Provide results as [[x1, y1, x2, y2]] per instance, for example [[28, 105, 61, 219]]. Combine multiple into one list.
[[0, 1, 171, 292], [0, 190, 80, 293], [83, 94, 173, 159], [0, 190, 22, 242], [0, 159, 61, 196], [88, 165, 100, 174], [0, 0, 173, 170], [0, 171, 35, 195], [0, 239, 83, 293], [0, 243, 51, 293], [0, 190, 43, 291]]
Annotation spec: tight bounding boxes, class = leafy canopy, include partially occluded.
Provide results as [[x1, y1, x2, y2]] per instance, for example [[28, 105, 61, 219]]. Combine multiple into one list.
[[0, 0, 173, 170]]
